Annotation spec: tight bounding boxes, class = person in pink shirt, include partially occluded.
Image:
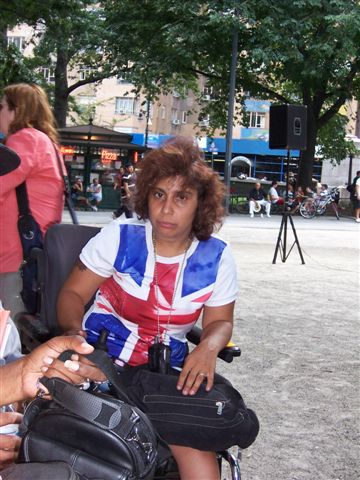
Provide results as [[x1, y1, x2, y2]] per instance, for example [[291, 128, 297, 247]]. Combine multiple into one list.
[[0, 83, 64, 317]]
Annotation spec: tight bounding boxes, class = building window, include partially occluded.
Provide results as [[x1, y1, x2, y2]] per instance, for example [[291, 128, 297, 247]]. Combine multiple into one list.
[[250, 112, 265, 128], [159, 106, 166, 120], [202, 86, 213, 101], [199, 114, 210, 127], [79, 68, 93, 81], [171, 108, 179, 124], [181, 111, 187, 124], [41, 67, 55, 83], [7, 36, 25, 52], [77, 95, 96, 106], [115, 97, 135, 114], [116, 76, 131, 84]]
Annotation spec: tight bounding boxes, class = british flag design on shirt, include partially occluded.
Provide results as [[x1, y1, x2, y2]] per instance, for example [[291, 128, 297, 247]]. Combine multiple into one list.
[[81, 220, 238, 368]]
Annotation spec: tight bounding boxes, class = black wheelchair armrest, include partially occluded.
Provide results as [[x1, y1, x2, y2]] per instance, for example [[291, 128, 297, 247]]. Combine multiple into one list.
[[186, 326, 241, 364]]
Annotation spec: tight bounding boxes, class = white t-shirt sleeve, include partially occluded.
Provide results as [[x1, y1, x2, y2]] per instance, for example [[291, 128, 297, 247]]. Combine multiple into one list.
[[205, 243, 239, 307], [79, 220, 120, 278]]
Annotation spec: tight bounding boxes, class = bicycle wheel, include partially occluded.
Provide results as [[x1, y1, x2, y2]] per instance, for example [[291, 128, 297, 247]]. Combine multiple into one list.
[[299, 201, 316, 219], [317, 204, 327, 216]]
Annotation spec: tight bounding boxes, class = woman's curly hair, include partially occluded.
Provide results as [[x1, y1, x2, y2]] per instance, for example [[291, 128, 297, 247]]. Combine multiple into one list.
[[134, 136, 226, 240]]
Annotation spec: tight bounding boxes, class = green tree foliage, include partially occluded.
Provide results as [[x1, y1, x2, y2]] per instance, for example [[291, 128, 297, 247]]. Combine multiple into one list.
[[104, 0, 360, 187], [2, 0, 359, 185], [0, 0, 118, 127], [317, 113, 357, 166]]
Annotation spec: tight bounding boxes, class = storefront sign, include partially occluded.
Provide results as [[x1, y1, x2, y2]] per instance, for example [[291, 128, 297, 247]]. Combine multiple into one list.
[[101, 148, 117, 164], [60, 145, 75, 155]]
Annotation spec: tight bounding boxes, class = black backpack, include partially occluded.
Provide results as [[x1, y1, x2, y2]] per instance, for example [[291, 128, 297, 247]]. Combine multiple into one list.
[[18, 349, 158, 480]]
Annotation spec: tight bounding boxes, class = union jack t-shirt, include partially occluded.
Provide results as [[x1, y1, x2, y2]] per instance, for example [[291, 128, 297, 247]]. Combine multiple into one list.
[[80, 219, 238, 367]]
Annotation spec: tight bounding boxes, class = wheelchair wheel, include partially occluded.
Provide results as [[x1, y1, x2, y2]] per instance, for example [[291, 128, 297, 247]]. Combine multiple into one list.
[[218, 450, 242, 480], [299, 200, 316, 219]]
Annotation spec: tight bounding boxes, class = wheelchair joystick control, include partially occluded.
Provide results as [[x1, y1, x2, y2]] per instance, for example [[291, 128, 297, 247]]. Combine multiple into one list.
[[95, 328, 109, 352]]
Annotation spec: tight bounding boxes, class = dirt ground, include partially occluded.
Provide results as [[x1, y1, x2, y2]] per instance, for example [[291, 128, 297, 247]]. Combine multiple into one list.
[[215, 215, 360, 480]]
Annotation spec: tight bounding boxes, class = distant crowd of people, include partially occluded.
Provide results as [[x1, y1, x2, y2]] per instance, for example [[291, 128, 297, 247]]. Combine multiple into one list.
[[246, 179, 343, 218], [70, 162, 137, 217]]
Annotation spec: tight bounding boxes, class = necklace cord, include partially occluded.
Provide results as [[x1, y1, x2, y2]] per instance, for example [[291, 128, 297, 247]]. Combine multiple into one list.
[[153, 235, 190, 343]]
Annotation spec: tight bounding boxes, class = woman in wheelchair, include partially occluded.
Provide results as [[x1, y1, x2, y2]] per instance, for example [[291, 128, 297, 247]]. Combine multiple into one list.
[[57, 137, 239, 479]]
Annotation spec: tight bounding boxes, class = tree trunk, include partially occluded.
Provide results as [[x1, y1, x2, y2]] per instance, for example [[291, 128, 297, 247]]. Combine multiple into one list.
[[54, 45, 69, 128], [297, 108, 318, 189]]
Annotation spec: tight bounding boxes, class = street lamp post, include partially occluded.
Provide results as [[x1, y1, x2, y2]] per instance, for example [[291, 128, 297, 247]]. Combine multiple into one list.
[[348, 152, 353, 186], [144, 97, 151, 150], [224, 10, 239, 214]]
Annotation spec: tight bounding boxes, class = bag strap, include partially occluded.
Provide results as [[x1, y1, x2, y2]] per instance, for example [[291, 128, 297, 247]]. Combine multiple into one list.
[[58, 329, 133, 405], [15, 182, 31, 218], [52, 144, 79, 225], [86, 348, 132, 403], [40, 376, 136, 438]]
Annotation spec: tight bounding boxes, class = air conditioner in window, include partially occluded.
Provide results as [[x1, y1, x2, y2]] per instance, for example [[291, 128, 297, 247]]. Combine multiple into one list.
[[172, 119, 180, 125], [118, 109, 126, 114], [199, 120, 209, 127], [203, 94, 211, 101]]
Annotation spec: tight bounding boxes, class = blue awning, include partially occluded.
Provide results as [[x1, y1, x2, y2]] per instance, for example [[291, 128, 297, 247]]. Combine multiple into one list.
[[130, 133, 300, 157]]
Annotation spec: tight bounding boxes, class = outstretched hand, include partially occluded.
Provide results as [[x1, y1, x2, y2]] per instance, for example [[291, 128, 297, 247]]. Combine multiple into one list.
[[20, 335, 94, 400]]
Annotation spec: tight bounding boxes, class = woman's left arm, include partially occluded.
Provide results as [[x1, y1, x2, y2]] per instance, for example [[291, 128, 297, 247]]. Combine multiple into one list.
[[176, 302, 234, 396]]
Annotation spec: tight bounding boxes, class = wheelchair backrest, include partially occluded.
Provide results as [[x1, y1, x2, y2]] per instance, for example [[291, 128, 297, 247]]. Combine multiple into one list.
[[42, 223, 100, 333]]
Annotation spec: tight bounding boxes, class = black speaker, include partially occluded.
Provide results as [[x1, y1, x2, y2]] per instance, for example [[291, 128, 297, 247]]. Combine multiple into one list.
[[269, 104, 307, 150]]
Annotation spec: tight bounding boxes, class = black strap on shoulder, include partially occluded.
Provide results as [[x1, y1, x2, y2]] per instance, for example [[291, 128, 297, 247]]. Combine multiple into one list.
[[15, 182, 31, 217]]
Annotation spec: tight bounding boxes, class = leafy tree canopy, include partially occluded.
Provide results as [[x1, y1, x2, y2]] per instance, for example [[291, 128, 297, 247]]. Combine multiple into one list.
[[0, 0, 119, 126], [104, 0, 360, 186], [1, 0, 359, 185]]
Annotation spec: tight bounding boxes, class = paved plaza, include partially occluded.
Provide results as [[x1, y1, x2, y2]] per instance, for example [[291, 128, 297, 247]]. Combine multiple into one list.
[[63, 210, 359, 480]]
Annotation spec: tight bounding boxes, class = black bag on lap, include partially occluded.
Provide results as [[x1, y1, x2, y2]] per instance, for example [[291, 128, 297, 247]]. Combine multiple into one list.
[[121, 367, 260, 452], [0, 461, 85, 480], [18, 350, 158, 480]]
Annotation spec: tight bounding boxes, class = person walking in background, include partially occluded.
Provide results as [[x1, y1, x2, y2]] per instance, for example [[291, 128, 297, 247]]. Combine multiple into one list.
[[353, 171, 360, 223], [0, 83, 64, 317], [113, 165, 126, 218], [248, 182, 271, 217], [121, 162, 136, 218], [87, 177, 102, 211], [349, 170, 360, 222]]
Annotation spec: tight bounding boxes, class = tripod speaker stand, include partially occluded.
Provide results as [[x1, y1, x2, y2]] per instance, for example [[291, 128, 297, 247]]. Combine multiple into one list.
[[272, 150, 305, 264], [269, 104, 307, 265]]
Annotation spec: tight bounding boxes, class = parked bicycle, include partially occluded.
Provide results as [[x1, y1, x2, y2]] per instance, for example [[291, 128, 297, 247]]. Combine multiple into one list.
[[299, 186, 340, 220]]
